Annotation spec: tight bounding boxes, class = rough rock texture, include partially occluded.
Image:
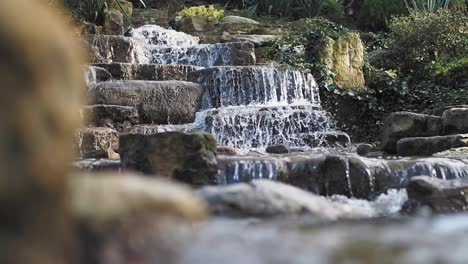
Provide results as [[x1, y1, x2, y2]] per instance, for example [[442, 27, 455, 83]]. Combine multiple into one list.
[[69, 172, 207, 264], [123, 124, 191, 134], [83, 66, 112, 85], [81, 105, 139, 131], [88, 35, 145, 63], [176, 16, 219, 33], [266, 144, 290, 154], [197, 180, 370, 219], [103, 9, 124, 35], [356, 143, 373, 156], [75, 127, 119, 159], [442, 108, 468, 134], [89, 80, 204, 124], [404, 176, 468, 214], [73, 159, 121, 172], [109, 0, 133, 17], [119, 132, 218, 185], [397, 134, 468, 157], [217, 147, 241, 156], [319, 32, 365, 91], [381, 112, 443, 154], [434, 147, 468, 158], [220, 32, 276, 47], [304, 132, 351, 148], [93, 63, 200, 81], [431, 105, 468, 116]]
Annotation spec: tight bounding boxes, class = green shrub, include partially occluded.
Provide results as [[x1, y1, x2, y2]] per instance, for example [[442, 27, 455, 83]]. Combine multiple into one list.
[[356, 0, 407, 30], [388, 10, 468, 75], [178, 5, 225, 19], [242, 0, 344, 21]]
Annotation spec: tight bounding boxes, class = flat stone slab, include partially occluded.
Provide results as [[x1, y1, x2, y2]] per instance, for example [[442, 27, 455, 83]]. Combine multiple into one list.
[[381, 112, 443, 153], [88, 80, 204, 124], [397, 134, 468, 156], [83, 66, 112, 85], [93, 63, 201, 81]]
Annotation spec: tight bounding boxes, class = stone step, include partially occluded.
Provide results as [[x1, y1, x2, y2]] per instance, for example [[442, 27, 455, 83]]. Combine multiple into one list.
[[145, 42, 256, 67], [123, 124, 192, 134], [216, 154, 468, 198], [81, 105, 139, 132], [189, 66, 319, 108], [397, 134, 468, 157], [74, 127, 119, 159], [83, 66, 112, 85], [73, 159, 121, 172], [381, 112, 443, 154], [88, 80, 203, 124], [194, 105, 336, 149], [92, 63, 201, 81]]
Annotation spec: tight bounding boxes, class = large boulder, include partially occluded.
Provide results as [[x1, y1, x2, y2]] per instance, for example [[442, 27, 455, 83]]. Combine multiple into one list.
[[89, 80, 204, 124], [397, 134, 468, 156], [88, 35, 146, 63], [119, 132, 218, 185], [220, 32, 276, 47], [75, 127, 119, 159], [442, 108, 468, 134], [404, 176, 468, 214], [197, 180, 372, 219], [81, 104, 139, 131], [220, 16, 260, 25], [93, 63, 201, 81], [381, 112, 443, 153], [319, 32, 365, 91]]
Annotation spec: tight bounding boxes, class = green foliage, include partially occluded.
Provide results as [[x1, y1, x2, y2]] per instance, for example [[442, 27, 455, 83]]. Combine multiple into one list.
[[388, 10, 468, 75], [404, 0, 450, 12], [242, 0, 344, 21], [356, 0, 407, 30], [178, 5, 225, 19]]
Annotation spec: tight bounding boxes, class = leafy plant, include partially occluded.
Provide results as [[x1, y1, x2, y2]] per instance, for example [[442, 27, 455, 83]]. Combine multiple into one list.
[[403, 0, 450, 12], [356, 0, 407, 30], [388, 10, 468, 75], [178, 5, 225, 19]]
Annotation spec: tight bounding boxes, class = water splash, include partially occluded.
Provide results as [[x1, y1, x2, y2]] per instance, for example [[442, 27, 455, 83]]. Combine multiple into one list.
[[194, 105, 338, 149], [189, 66, 321, 108], [130, 25, 199, 46]]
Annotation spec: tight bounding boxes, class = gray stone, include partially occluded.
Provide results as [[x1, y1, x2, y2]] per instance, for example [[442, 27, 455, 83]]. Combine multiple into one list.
[[81, 104, 139, 131], [132, 8, 169, 27], [404, 176, 468, 214], [119, 132, 218, 185], [431, 105, 468, 116], [220, 33, 276, 47], [381, 112, 443, 154], [75, 127, 119, 159], [88, 35, 144, 64], [124, 124, 191, 134], [93, 63, 201, 81], [197, 180, 371, 219], [89, 80, 204, 124], [72, 159, 121, 172], [220, 16, 260, 25], [356, 143, 373, 156], [217, 147, 241, 156], [103, 9, 124, 35], [303, 132, 351, 148], [397, 134, 468, 156], [266, 144, 290, 154], [442, 108, 468, 134]]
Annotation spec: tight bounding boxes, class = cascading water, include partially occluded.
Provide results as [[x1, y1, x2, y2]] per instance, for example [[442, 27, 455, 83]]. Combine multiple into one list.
[[189, 66, 344, 149]]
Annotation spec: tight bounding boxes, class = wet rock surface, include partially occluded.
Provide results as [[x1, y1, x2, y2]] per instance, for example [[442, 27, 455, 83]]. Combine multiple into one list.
[[83, 66, 112, 85], [89, 80, 204, 124], [382, 112, 443, 153], [266, 144, 290, 154], [120, 132, 218, 185], [93, 63, 201, 81], [197, 180, 379, 219], [404, 176, 468, 214], [397, 134, 468, 157]]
